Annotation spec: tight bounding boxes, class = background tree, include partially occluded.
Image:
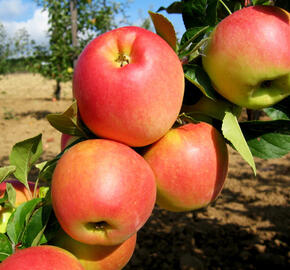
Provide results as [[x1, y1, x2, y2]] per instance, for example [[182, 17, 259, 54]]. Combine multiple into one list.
[[0, 22, 11, 74], [14, 28, 32, 59], [33, 0, 130, 100]]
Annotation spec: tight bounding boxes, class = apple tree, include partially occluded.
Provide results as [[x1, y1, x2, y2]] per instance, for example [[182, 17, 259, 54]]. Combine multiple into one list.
[[0, 0, 289, 267], [31, 0, 130, 100]]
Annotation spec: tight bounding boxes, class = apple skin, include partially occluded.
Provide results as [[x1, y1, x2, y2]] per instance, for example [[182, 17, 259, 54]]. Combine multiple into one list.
[[143, 122, 228, 212], [0, 180, 37, 233], [202, 6, 290, 109], [52, 230, 137, 270], [0, 245, 84, 270], [51, 139, 156, 246], [60, 133, 80, 151], [73, 26, 184, 147]]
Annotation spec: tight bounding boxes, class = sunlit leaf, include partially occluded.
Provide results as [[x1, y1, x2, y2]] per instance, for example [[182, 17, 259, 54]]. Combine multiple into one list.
[[0, 166, 16, 184], [5, 183, 16, 208], [9, 134, 42, 189], [222, 111, 256, 174], [46, 101, 88, 137], [6, 198, 42, 245], [149, 11, 177, 51]]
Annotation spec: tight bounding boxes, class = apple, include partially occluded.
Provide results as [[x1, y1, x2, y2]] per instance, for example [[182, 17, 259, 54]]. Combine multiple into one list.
[[0, 245, 84, 270], [51, 139, 156, 245], [73, 26, 184, 147], [60, 133, 80, 151], [202, 6, 290, 109], [0, 180, 37, 233], [143, 122, 228, 212], [53, 230, 137, 270]]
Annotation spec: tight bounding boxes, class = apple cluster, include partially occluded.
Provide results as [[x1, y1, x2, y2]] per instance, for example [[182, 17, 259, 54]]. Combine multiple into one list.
[[1, 5, 289, 269], [1, 26, 230, 269], [48, 26, 228, 269]]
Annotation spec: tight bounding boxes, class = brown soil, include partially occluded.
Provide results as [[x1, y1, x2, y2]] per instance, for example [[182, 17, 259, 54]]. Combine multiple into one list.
[[0, 73, 289, 270]]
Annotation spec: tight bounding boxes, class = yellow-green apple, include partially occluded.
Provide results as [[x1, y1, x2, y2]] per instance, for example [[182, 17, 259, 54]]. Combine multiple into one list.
[[73, 26, 184, 147], [51, 139, 156, 246], [202, 6, 290, 109], [0, 180, 37, 233], [60, 133, 80, 151], [143, 122, 228, 212], [53, 230, 137, 270], [0, 245, 84, 270]]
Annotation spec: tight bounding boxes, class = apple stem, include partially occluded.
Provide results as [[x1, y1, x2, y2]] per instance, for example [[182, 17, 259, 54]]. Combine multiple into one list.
[[219, 0, 232, 15], [26, 184, 33, 201], [33, 178, 40, 198]]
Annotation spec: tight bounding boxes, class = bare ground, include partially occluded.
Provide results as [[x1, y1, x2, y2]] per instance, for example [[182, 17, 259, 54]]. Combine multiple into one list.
[[0, 73, 289, 269]]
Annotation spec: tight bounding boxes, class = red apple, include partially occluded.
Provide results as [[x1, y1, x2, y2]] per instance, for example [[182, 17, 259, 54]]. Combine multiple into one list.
[[143, 122, 228, 212], [73, 26, 184, 147], [202, 6, 290, 109], [51, 139, 156, 245], [53, 230, 137, 270], [0, 245, 84, 270], [60, 133, 79, 151], [0, 180, 38, 233]]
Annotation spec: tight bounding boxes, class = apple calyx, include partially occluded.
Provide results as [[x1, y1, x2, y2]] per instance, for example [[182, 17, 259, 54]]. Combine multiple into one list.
[[85, 221, 111, 232], [115, 53, 130, 67], [260, 80, 272, 88]]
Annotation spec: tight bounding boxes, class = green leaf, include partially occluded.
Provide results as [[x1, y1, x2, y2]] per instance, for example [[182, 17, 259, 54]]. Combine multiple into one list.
[[0, 166, 16, 184], [263, 97, 290, 120], [179, 26, 211, 51], [184, 64, 217, 100], [222, 110, 256, 174], [6, 198, 42, 245], [38, 186, 50, 199], [0, 233, 13, 261], [46, 101, 89, 137], [182, 0, 219, 29], [40, 211, 61, 245], [157, 1, 184, 13], [22, 204, 52, 247], [34, 161, 47, 172], [263, 107, 289, 120], [9, 134, 42, 188], [240, 120, 290, 159], [0, 207, 13, 234], [5, 183, 16, 207], [149, 11, 177, 51], [38, 158, 60, 183]]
